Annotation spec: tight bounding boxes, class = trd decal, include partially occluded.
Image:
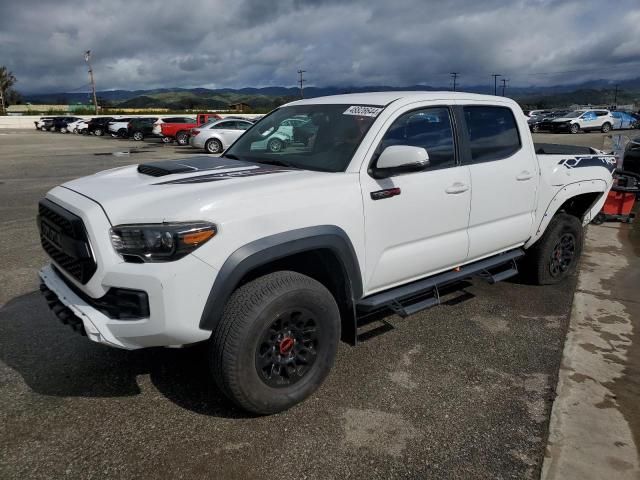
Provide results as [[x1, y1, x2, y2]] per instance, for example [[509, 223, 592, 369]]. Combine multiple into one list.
[[154, 166, 293, 184], [557, 156, 616, 173]]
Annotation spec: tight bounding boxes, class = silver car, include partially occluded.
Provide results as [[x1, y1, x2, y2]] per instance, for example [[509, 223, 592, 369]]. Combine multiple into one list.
[[189, 118, 254, 153]]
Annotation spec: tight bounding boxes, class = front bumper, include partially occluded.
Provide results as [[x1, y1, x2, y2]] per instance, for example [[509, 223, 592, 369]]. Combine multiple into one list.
[[38, 188, 219, 349]]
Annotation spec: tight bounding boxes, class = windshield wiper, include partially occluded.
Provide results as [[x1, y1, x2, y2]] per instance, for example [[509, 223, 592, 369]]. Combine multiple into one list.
[[252, 159, 300, 169]]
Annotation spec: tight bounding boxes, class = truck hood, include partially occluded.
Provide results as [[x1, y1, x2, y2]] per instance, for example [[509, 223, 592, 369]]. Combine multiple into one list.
[[60, 156, 317, 224]]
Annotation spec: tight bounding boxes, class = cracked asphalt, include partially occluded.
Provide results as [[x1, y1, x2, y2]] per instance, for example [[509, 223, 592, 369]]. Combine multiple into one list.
[[0, 129, 615, 479]]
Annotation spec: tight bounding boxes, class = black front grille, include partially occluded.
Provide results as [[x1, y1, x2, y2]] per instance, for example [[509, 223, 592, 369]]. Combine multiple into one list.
[[38, 199, 97, 284]]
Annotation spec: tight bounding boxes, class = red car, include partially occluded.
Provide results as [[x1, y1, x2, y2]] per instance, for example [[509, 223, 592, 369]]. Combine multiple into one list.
[[154, 113, 222, 145]]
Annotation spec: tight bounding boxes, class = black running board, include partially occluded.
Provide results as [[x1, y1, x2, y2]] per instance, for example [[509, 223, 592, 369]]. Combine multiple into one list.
[[356, 249, 524, 319]]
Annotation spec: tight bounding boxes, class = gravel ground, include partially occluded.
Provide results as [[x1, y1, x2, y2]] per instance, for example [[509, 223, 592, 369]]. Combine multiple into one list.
[[0, 129, 619, 479]]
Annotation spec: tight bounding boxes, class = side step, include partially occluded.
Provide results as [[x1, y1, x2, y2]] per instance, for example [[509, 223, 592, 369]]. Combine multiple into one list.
[[357, 249, 524, 319]]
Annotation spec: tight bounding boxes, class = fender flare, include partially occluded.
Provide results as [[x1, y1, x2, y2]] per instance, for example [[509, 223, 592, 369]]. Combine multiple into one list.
[[198, 225, 363, 332], [525, 179, 607, 248]]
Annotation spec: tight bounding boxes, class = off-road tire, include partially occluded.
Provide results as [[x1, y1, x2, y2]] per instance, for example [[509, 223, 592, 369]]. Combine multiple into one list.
[[205, 138, 223, 154], [210, 271, 340, 415], [525, 213, 583, 285]]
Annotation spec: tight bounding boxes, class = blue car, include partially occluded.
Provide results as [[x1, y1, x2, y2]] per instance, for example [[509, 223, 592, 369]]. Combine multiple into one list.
[[611, 111, 638, 130]]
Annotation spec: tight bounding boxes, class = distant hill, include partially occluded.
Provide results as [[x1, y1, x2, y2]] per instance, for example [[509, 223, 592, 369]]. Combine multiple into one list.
[[21, 77, 640, 111]]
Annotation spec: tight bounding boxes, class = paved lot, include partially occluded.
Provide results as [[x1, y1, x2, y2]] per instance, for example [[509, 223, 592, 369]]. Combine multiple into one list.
[[0, 129, 625, 479]]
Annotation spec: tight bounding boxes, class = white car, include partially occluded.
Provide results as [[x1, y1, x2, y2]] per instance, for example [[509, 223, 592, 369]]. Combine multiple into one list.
[[38, 92, 615, 414], [550, 109, 614, 134], [108, 117, 137, 137], [66, 118, 90, 134], [189, 118, 254, 153]]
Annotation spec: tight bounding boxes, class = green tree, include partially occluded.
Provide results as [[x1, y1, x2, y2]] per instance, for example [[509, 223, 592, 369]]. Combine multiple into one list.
[[0, 66, 17, 114]]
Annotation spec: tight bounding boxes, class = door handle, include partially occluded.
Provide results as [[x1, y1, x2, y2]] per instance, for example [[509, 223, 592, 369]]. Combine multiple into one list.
[[516, 171, 533, 181], [445, 182, 469, 194]]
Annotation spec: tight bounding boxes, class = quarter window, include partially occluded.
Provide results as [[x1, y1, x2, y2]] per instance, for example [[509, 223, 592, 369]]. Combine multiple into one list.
[[463, 106, 521, 163], [379, 107, 456, 170]]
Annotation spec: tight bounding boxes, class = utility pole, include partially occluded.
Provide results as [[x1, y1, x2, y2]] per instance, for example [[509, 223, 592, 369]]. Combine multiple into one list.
[[492, 74, 501, 96], [450, 72, 459, 91], [297, 69, 306, 99], [613, 84, 619, 107], [84, 50, 98, 114], [0, 88, 5, 115], [501, 78, 508, 97]]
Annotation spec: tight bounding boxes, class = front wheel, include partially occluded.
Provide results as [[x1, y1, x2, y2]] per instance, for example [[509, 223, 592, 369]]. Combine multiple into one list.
[[161, 136, 172, 143], [569, 123, 580, 134], [267, 138, 284, 152], [601, 122, 611, 133], [132, 131, 144, 141], [94, 128, 104, 136], [210, 271, 340, 414], [531, 124, 540, 133], [524, 213, 583, 285]]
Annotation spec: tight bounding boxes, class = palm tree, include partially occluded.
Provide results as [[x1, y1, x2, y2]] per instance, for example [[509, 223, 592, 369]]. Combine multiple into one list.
[[0, 66, 17, 114]]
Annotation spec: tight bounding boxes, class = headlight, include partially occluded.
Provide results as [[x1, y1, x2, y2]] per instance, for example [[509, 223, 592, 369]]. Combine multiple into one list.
[[109, 222, 216, 262]]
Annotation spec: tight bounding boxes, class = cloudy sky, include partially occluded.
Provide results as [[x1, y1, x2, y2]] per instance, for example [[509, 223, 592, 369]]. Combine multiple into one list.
[[1, 0, 639, 93]]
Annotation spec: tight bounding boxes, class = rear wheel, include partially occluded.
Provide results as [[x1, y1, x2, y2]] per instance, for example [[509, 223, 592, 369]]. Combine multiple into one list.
[[60, 127, 67, 134], [205, 138, 223, 154], [267, 138, 284, 152], [161, 136, 172, 143], [601, 122, 611, 133], [132, 131, 144, 141], [210, 271, 340, 414], [524, 213, 583, 285], [531, 124, 540, 133], [569, 123, 580, 134], [94, 127, 104, 136], [176, 131, 189, 146]]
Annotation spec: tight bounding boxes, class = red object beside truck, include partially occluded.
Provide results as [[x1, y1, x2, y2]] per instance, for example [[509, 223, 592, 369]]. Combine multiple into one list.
[[156, 113, 222, 145]]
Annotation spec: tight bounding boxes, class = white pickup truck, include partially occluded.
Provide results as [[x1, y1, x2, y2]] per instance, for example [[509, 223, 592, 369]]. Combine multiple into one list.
[[38, 92, 615, 414]]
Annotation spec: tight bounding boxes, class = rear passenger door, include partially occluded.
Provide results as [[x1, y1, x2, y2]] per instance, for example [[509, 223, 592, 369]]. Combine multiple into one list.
[[460, 105, 538, 260]]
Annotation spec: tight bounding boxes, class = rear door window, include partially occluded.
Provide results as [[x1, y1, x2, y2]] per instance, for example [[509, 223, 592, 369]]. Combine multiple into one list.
[[462, 106, 521, 163]]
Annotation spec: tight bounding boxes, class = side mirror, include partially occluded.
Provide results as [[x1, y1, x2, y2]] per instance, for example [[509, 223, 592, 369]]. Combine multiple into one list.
[[374, 145, 430, 178]]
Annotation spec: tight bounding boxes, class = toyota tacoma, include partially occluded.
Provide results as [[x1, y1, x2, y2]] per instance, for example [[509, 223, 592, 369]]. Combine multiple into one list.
[[38, 92, 616, 414]]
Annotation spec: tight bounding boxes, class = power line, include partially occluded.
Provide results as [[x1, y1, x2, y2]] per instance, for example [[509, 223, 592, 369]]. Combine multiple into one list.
[[491, 74, 501, 95], [450, 72, 459, 91], [84, 50, 98, 114], [297, 69, 306, 99]]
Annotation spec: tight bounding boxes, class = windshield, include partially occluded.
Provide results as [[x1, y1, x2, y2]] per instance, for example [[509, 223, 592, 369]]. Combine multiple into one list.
[[224, 104, 382, 172]]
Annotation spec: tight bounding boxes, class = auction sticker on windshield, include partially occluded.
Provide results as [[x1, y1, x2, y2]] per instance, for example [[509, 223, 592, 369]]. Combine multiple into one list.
[[343, 106, 383, 117]]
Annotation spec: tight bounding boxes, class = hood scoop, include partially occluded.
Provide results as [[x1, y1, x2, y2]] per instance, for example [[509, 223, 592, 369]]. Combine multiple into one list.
[[137, 156, 252, 177]]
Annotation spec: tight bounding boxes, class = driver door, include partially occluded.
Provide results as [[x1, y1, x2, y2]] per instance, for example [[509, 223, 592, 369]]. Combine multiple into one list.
[[360, 106, 471, 293]]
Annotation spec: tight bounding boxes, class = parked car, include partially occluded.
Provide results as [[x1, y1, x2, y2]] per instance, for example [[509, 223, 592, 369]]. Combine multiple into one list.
[[623, 137, 640, 175], [108, 117, 138, 137], [38, 92, 615, 414], [73, 119, 90, 134], [528, 110, 570, 133], [35, 117, 54, 130], [66, 118, 90, 134], [550, 109, 614, 134], [189, 118, 254, 153], [611, 111, 638, 130], [127, 117, 159, 141], [527, 109, 553, 118], [87, 117, 115, 136], [51, 116, 83, 133], [155, 113, 222, 145]]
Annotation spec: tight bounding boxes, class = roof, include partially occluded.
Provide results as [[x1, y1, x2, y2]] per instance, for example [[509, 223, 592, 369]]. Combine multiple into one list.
[[288, 91, 511, 107]]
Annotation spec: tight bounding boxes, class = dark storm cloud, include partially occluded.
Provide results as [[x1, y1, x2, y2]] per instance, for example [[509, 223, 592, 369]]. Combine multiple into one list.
[[1, 0, 639, 93]]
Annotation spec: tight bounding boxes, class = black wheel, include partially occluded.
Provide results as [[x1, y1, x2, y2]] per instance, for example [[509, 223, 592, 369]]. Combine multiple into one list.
[[210, 271, 340, 414], [267, 138, 284, 153], [569, 123, 580, 134], [117, 128, 127, 138], [205, 138, 223, 154], [525, 213, 583, 285], [176, 131, 189, 146], [591, 212, 606, 225], [132, 131, 144, 141], [161, 136, 172, 143], [94, 127, 104, 136], [531, 124, 540, 133], [40, 126, 47, 131], [601, 122, 611, 133]]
